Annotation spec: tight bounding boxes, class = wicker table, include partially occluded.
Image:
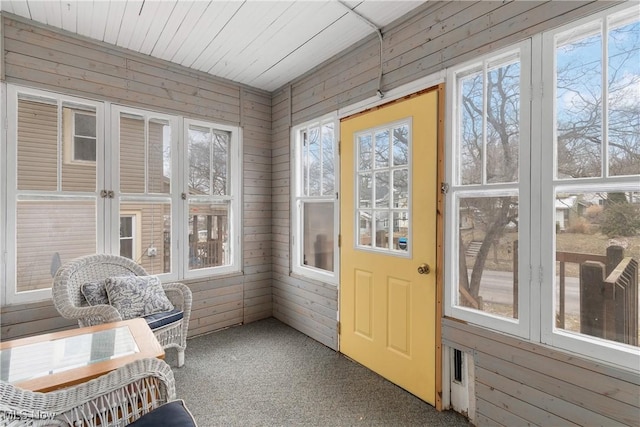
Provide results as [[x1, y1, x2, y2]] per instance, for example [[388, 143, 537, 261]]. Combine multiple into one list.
[[0, 318, 164, 392]]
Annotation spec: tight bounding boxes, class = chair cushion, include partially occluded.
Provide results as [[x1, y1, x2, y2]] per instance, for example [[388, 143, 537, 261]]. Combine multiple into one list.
[[128, 400, 197, 427], [144, 308, 184, 330], [81, 280, 109, 306], [105, 275, 174, 320]]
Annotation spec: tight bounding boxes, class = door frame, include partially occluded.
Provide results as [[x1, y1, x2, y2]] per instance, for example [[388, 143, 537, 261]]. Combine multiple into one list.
[[337, 82, 446, 410]]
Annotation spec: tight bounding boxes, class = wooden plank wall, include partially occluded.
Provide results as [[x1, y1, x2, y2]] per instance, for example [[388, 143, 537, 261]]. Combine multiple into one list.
[[443, 318, 640, 426], [0, 15, 272, 340], [270, 0, 635, 422]]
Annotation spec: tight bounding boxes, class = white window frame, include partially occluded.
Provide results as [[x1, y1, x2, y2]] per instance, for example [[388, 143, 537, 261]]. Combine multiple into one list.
[[539, 4, 640, 370], [446, 2, 640, 371], [445, 41, 532, 339], [4, 85, 105, 305], [291, 112, 340, 284], [182, 118, 242, 279]]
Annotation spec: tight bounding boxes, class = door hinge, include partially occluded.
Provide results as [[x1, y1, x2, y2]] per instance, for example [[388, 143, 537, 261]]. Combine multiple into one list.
[[440, 182, 449, 194], [337, 321, 341, 335], [338, 234, 342, 247], [338, 140, 341, 155]]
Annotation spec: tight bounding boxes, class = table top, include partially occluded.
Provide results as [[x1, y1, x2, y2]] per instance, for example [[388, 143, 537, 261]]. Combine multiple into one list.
[[0, 318, 164, 392]]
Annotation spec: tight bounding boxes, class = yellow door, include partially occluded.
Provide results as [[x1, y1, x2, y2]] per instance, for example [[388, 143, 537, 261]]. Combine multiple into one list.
[[340, 88, 439, 404]]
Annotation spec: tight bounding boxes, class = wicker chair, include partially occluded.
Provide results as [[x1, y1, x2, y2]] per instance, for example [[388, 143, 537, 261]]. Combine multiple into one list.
[[52, 254, 192, 367], [0, 358, 177, 426]]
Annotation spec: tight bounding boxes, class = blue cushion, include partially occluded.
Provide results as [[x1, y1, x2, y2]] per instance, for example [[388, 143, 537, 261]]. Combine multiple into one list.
[[128, 400, 197, 427], [143, 308, 183, 330]]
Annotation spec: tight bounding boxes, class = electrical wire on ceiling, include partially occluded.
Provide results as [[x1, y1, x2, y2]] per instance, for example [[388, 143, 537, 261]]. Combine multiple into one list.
[[337, 1, 385, 98]]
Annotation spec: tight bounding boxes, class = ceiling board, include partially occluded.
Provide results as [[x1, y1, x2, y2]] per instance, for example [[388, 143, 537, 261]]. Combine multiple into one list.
[[1, 0, 427, 92]]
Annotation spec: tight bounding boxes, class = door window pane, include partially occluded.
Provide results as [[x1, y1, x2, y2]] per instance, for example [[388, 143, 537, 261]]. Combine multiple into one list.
[[303, 202, 334, 272], [457, 196, 519, 319], [120, 201, 170, 275], [356, 120, 411, 254], [148, 119, 171, 194], [120, 114, 145, 194]]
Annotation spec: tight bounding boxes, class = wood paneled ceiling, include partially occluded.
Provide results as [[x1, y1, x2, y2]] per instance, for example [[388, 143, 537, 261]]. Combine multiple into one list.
[[1, 0, 426, 92]]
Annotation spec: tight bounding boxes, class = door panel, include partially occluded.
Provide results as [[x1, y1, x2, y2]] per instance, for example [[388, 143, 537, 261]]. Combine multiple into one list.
[[340, 89, 439, 404]]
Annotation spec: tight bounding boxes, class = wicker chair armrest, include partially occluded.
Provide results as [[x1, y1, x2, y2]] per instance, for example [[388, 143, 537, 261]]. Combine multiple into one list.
[[0, 358, 175, 427], [162, 282, 193, 313], [61, 304, 123, 324]]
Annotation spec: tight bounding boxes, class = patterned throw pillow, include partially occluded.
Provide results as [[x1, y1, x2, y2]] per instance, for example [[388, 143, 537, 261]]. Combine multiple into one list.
[[81, 280, 109, 306], [105, 275, 174, 320]]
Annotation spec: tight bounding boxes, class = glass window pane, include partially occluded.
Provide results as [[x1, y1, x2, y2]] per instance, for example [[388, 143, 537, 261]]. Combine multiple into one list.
[[120, 201, 170, 274], [457, 196, 519, 319], [74, 113, 96, 138], [375, 129, 390, 168], [393, 169, 408, 208], [358, 211, 372, 247], [358, 133, 373, 171], [17, 99, 58, 191], [120, 216, 133, 238], [375, 171, 389, 208], [62, 107, 96, 191], [393, 211, 409, 251], [374, 211, 390, 249], [556, 21, 603, 179], [487, 60, 520, 183], [120, 238, 133, 260], [16, 200, 96, 292], [188, 125, 212, 195], [607, 13, 640, 177], [211, 131, 229, 196], [148, 119, 171, 194], [392, 124, 409, 166], [74, 137, 96, 161], [554, 191, 639, 347], [188, 202, 229, 270], [322, 123, 335, 196], [359, 173, 372, 208], [120, 114, 146, 193], [460, 71, 483, 185], [303, 202, 334, 272], [308, 126, 321, 196]]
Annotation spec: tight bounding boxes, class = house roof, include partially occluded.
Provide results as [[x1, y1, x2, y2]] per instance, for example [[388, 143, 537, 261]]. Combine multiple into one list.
[[1, 0, 426, 92]]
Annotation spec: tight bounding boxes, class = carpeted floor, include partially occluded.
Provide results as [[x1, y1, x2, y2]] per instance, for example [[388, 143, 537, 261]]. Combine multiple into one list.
[[165, 317, 471, 427]]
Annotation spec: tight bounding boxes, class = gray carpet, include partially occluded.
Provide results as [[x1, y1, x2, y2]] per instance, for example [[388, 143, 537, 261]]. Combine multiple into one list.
[[165, 317, 470, 427]]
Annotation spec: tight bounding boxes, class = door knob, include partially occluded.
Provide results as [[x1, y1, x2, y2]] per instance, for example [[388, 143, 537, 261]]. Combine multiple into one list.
[[417, 263, 430, 275]]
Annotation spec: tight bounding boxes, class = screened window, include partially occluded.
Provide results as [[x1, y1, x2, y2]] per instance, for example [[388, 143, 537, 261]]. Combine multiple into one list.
[[292, 114, 339, 283]]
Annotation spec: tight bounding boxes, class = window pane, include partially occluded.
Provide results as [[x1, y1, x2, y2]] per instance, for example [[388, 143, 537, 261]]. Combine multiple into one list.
[[393, 169, 408, 208], [457, 196, 519, 319], [459, 71, 483, 185], [358, 211, 372, 247], [120, 114, 146, 193], [120, 201, 170, 274], [393, 211, 409, 251], [74, 113, 96, 137], [188, 202, 229, 270], [375, 129, 390, 168], [308, 126, 321, 196], [608, 13, 640, 177], [148, 119, 171, 194], [374, 211, 390, 249], [62, 106, 96, 191], [17, 99, 58, 191], [359, 173, 372, 208], [359, 133, 373, 171], [556, 21, 603, 179], [188, 126, 229, 196], [303, 202, 334, 272], [375, 171, 389, 208], [74, 137, 96, 161], [322, 123, 335, 196], [16, 200, 96, 292], [188, 125, 212, 195], [554, 191, 639, 347], [120, 239, 133, 260], [392, 124, 409, 166], [487, 60, 520, 183]]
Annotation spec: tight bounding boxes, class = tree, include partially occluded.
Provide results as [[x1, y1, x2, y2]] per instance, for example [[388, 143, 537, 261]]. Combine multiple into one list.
[[601, 192, 640, 237]]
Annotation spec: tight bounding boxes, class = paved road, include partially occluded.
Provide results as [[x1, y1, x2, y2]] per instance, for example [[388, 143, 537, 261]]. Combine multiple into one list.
[[475, 269, 580, 314]]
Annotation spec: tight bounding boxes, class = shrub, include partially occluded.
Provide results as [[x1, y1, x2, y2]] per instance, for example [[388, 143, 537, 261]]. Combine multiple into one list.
[[566, 216, 591, 234], [601, 201, 640, 237]]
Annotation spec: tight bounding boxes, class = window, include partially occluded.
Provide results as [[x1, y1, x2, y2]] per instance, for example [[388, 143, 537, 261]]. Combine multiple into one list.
[[63, 108, 96, 163], [5, 87, 102, 304], [446, 3, 639, 370], [292, 114, 339, 283], [355, 120, 411, 253], [3, 85, 242, 304], [185, 119, 241, 278]]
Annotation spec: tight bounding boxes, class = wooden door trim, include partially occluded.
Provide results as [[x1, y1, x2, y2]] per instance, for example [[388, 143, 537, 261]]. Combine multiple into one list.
[[435, 83, 445, 411]]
